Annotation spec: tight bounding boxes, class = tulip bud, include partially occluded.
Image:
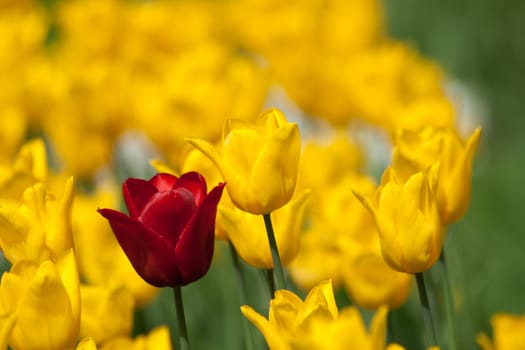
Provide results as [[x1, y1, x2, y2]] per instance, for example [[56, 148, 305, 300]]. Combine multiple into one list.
[[0, 249, 80, 350], [186, 108, 300, 215], [392, 126, 481, 224], [98, 172, 224, 287], [355, 165, 444, 273]]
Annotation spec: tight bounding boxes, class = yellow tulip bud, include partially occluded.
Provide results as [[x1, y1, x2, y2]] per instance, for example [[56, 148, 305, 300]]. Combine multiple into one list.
[[355, 165, 444, 273], [392, 127, 481, 224], [0, 249, 80, 350], [187, 108, 301, 215], [220, 190, 310, 268]]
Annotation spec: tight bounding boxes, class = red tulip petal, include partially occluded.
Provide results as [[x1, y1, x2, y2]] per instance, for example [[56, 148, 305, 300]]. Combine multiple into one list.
[[97, 208, 150, 277], [140, 233, 180, 287], [123, 178, 158, 219], [98, 208, 180, 287], [175, 183, 224, 285], [176, 172, 207, 207], [138, 188, 196, 244], [150, 173, 179, 192]]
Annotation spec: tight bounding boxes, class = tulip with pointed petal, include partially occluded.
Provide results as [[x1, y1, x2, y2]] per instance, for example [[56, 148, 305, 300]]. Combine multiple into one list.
[[98, 172, 224, 287]]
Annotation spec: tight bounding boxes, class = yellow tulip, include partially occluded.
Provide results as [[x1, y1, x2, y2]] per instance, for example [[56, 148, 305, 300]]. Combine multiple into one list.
[[341, 248, 412, 310], [0, 249, 80, 350], [0, 177, 75, 264], [355, 165, 444, 273], [477, 312, 525, 350], [241, 280, 393, 350], [392, 126, 482, 224], [220, 190, 309, 268], [187, 108, 301, 215], [79, 284, 134, 344]]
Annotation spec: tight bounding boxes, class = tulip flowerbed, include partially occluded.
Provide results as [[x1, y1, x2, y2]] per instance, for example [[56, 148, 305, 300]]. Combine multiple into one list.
[[0, 0, 523, 350]]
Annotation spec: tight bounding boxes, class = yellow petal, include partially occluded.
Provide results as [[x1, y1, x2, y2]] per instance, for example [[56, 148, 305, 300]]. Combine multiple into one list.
[[0, 202, 47, 263], [220, 206, 271, 268], [15, 138, 48, 187], [0, 313, 16, 350], [143, 326, 173, 350], [51, 176, 75, 258], [149, 160, 179, 176], [369, 305, 388, 350], [222, 127, 264, 213], [248, 123, 300, 214], [274, 189, 310, 265], [241, 305, 291, 350], [80, 284, 134, 343], [55, 249, 81, 334], [269, 289, 303, 328], [303, 280, 338, 320], [352, 189, 377, 218], [185, 138, 224, 177], [15, 261, 77, 350], [76, 338, 98, 350]]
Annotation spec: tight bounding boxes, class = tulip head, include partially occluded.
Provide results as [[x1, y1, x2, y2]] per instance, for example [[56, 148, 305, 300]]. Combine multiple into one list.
[[187, 108, 300, 215], [355, 165, 444, 274], [241, 280, 392, 350], [0, 249, 80, 350], [98, 172, 224, 287], [392, 126, 482, 224]]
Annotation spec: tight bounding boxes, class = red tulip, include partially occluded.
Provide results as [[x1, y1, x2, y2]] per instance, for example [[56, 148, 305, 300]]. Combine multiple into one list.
[[98, 172, 224, 287]]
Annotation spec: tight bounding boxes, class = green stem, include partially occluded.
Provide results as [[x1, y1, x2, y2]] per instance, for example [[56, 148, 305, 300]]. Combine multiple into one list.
[[387, 309, 398, 345], [173, 286, 190, 350], [440, 250, 458, 350], [265, 268, 276, 296], [415, 272, 438, 347], [228, 243, 256, 350], [263, 213, 287, 291]]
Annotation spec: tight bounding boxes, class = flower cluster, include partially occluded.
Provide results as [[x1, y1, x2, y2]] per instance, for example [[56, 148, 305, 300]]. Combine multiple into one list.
[[0, 141, 173, 348], [0, 0, 508, 349]]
